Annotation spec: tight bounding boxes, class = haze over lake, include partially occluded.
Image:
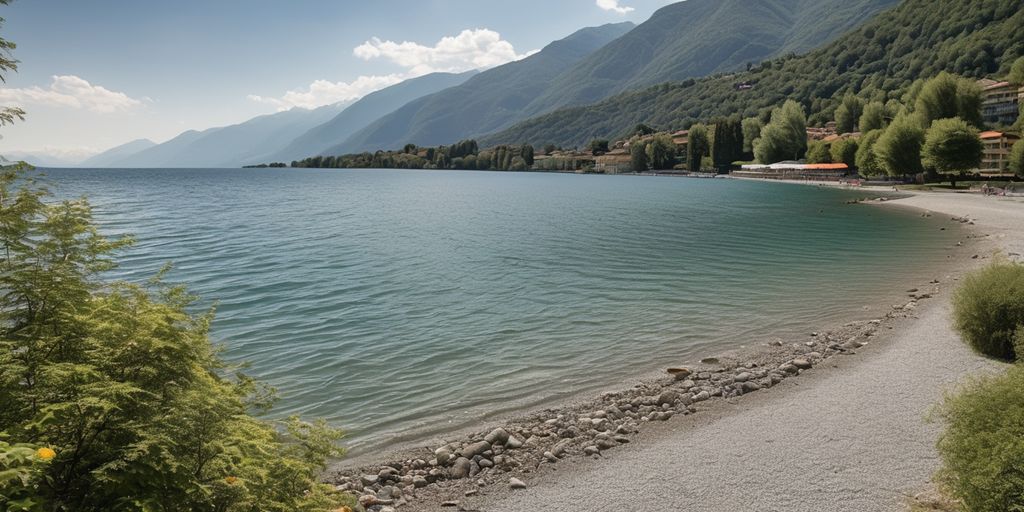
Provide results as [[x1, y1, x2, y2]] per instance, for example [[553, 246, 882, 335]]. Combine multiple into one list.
[[45, 168, 958, 452]]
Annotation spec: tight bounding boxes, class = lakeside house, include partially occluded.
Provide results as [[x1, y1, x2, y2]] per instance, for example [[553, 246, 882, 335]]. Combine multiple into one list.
[[979, 130, 1021, 176], [594, 148, 633, 174], [978, 79, 1023, 126], [532, 149, 595, 172], [733, 162, 850, 181]]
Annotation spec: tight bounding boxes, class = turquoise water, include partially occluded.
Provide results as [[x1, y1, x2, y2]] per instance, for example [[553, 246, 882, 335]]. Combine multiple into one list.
[[44, 168, 957, 453]]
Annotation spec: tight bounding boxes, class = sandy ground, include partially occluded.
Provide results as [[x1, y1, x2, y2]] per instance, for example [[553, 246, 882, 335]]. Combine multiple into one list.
[[459, 190, 1023, 512]]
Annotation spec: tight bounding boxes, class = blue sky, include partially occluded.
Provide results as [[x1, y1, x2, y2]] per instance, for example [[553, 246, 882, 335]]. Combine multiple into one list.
[[0, 0, 676, 157]]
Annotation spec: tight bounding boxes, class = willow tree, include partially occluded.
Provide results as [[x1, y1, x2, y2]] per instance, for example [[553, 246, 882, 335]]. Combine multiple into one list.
[[753, 100, 807, 164], [874, 113, 926, 176]]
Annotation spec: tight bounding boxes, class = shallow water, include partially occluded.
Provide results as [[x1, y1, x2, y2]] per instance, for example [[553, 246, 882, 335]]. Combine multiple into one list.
[[43, 168, 958, 453]]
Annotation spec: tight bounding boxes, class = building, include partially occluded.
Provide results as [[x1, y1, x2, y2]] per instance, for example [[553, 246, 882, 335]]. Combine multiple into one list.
[[979, 79, 1022, 126], [979, 131, 1021, 176], [594, 148, 633, 174], [734, 162, 850, 181]]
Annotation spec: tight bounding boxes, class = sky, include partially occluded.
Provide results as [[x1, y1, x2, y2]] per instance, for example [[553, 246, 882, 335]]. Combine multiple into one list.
[[0, 0, 677, 158]]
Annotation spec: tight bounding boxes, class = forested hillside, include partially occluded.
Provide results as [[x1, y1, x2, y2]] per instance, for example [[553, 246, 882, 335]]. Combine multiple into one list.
[[324, 23, 635, 155], [267, 71, 476, 162], [521, 0, 897, 116], [483, 0, 1023, 149]]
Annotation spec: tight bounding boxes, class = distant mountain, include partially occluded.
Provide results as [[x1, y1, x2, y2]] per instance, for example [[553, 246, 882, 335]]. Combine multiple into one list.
[[326, 22, 635, 155], [522, 0, 899, 115], [109, 103, 347, 168], [483, 0, 1023, 149], [269, 71, 477, 162], [80, 138, 156, 167], [1, 148, 98, 168]]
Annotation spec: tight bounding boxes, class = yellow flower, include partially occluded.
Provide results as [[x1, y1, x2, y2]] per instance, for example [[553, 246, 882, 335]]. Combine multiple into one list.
[[36, 447, 56, 461], [224, 476, 238, 485], [333, 507, 352, 512]]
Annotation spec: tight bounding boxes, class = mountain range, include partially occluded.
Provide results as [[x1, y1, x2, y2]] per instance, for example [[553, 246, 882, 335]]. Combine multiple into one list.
[[30, 0, 999, 167], [482, 0, 1023, 148]]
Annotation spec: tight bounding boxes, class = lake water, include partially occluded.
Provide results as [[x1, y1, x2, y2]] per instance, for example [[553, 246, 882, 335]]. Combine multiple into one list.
[[43, 168, 958, 453]]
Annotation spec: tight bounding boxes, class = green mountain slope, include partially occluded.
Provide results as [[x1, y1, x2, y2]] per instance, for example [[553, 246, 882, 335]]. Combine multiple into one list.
[[268, 71, 477, 162], [326, 22, 635, 155], [484, 0, 1023, 149], [522, 0, 898, 116]]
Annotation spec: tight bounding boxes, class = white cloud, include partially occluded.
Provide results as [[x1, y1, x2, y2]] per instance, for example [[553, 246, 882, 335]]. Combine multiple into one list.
[[250, 28, 536, 111], [248, 74, 406, 110], [596, 0, 635, 14], [0, 75, 143, 113], [354, 28, 533, 75]]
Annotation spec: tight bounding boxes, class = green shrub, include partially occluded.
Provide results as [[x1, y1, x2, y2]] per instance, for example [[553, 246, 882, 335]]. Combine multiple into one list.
[[0, 168, 356, 511], [952, 260, 1024, 360], [937, 364, 1024, 512]]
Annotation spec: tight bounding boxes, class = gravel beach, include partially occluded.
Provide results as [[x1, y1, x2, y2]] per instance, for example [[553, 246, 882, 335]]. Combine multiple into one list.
[[466, 190, 1023, 512], [336, 188, 1024, 512]]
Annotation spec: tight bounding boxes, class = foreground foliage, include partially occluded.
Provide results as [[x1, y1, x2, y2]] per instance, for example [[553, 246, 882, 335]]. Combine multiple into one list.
[[938, 364, 1024, 512], [952, 260, 1024, 361], [0, 168, 353, 511]]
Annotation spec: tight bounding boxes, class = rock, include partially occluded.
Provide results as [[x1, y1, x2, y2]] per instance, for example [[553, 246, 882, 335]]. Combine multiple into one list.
[[693, 390, 711, 402], [667, 367, 692, 380], [543, 451, 558, 462], [468, 460, 481, 478], [596, 438, 618, 450], [434, 447, 452, 466], [485, 427, 510, 446], [360, 474, 379, 486], [657, 390, 679, 406], [478, 458, 493, 468], [700, 357, 720, 365], [412, 476, 428, 488], [583, 445, 600, 456], [510, 477, 527, 490], [552, 439, 573, 457], [734, 372, 752, 383], [792, 358, 813, 370], [462, 441, 491, 459], [740, 381, 762, 393], [441, 500, 459, 507], [450, 457, 472, 479], [505, 436, 524, 449]]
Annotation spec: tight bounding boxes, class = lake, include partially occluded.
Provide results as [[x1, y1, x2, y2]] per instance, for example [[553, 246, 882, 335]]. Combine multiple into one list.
[[43, 168, 958, 453]]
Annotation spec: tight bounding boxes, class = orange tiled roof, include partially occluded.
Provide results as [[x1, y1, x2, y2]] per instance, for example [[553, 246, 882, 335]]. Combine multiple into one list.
[[804, 163, 849, 170], [980, 131, 1004, 139]]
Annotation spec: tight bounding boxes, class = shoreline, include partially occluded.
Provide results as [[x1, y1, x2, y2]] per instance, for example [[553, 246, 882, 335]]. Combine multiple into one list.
[[326, 188, 1022, 511]]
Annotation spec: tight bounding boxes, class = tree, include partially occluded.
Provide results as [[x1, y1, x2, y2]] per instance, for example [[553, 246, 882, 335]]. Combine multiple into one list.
[[859, 101, 887, 132], [830, 138, 859, 169], [634, 123, 656, 136], [806, 140, 832, 163], [753, 100, 806, 163], [1009, 56, 1024, 85], [855, 129, 885, 176], [646, 133, 676, 170], [630, 142, 648, 173], [1007, 139, 1023, 178], [588, 139, 610, 155], [687, 124, 710, 172], [711, 117, 744, 171], [914, 71, 983, 128], [874, 113, 926, 176], [834, 94, 864, 133], [0, 170, 354, 511], [741, 117, 763, 157], [921, 117, 983, 181]]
